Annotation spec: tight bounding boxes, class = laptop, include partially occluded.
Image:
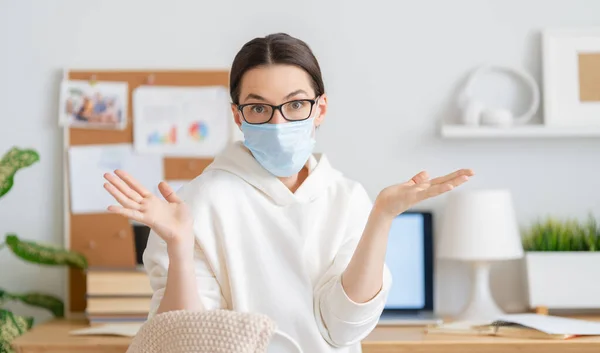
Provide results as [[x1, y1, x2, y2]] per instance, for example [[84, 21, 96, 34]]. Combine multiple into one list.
[[378, 211, 443, 326]]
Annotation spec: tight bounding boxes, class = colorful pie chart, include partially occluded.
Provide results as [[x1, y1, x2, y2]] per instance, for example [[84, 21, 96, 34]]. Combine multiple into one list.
[[189, 121, 208, 141]]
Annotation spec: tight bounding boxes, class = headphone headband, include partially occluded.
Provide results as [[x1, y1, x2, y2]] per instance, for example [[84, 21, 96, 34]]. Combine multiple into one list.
[[459, 64, 540, 125]]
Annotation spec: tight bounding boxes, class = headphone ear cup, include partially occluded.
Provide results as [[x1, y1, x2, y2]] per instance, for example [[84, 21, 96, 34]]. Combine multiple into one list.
[[480, 108, 513, 127], [460, 101, 484, 126]]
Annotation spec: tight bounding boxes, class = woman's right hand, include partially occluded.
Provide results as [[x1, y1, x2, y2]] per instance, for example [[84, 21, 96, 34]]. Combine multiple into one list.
[[103, 170, 193, 248]]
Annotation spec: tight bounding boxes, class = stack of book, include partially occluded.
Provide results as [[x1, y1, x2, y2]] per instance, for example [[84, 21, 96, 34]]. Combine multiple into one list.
[[86, 267, 153, 325]]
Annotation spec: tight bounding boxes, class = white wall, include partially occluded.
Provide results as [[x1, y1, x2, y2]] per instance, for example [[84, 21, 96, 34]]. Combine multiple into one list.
[[1, 0, 600, 324]]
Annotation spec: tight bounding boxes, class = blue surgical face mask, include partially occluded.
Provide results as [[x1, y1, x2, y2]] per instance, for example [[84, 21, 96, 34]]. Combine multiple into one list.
[[241, 117, 316, 177]]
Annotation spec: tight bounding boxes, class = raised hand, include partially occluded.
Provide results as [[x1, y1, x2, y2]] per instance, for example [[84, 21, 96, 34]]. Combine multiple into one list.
[[103, 170, 193, 246], [375, 169, 474, 219]]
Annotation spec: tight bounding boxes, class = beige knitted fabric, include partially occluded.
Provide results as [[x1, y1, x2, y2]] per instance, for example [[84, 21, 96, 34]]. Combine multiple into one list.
[[126, 310, 276, 353]]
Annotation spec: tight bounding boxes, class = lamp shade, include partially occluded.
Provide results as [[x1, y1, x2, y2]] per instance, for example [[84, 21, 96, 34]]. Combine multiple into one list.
[[437, 189, 523, 261]]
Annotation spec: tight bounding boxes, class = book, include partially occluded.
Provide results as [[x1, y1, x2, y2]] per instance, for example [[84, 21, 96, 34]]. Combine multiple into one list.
[[86, 269, 153, 297], [86, 297, 152, 314], [426, 314, 600, 340], [88, 313, 148, 325], [426, 321, 576, 340]]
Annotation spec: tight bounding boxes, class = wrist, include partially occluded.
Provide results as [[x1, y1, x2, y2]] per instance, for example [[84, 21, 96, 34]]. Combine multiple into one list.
[[166, 236, 195, 261], [369, 208, 394, 230], [372, 197, 396, 223], [361, 203, 394, 243]]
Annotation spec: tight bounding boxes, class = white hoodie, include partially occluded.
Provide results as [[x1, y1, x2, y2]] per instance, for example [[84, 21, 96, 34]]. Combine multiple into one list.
[[143, 141, 392, 353]]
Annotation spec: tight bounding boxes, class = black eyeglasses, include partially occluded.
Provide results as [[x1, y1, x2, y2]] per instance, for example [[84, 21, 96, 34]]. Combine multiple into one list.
[[237, 96, 320, 125]]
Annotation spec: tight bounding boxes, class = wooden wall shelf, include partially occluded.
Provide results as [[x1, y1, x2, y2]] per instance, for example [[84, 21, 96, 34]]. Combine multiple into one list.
[[440, 125, 600, 139]]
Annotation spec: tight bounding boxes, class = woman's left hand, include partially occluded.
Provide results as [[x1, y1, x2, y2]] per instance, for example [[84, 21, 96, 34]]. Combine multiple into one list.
[[374, 169, 474, 220]]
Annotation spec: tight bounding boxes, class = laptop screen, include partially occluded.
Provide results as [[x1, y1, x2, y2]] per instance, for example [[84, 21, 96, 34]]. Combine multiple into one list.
[[383, 212, 430, 310]]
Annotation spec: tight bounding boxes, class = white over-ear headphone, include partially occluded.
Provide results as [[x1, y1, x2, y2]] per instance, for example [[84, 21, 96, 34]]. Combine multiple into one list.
[[457, 65, 540, 127]]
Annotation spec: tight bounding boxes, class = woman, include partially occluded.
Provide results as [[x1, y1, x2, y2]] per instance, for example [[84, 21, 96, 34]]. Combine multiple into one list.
[[103, 33, 473, 352]]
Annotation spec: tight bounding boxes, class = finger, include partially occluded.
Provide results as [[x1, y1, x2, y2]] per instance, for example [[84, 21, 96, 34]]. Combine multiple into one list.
[[423, 183, 454, 198], [413, 182, 431, 192], [413, 182, 434, 202], [158, 181, 182, 203], [107, 205, 147, 224], [436, 174, 470, 190], [416, 174, 471, 200], [430, 169, 474, 185], [104, 172, 143, 203], [406, 171, 429, 186], [103, 183, 141, 210], [114, 169, 151, 198], [449, 174, 470, 188]]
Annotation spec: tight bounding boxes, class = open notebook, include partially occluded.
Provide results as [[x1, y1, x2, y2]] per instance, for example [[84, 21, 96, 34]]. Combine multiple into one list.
[[426, 314, 600, 340]]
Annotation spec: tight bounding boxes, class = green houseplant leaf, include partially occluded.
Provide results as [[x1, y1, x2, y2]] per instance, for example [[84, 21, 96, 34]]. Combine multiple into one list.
[[522, 214, 600, 251], [0, 290, 64, 318], [0, 308, 33, 353], [0, 289, 7, 306], [0, 147, 39, 199], [0, 146, 79, 352], [4, 234, 87, 270]]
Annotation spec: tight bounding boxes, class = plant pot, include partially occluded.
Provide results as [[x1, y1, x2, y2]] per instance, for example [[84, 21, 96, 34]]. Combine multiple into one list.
[[525, 252, 600, 309]]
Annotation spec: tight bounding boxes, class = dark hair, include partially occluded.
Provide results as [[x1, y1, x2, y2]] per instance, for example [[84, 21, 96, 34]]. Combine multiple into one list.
[[229, 33, 325, 104]]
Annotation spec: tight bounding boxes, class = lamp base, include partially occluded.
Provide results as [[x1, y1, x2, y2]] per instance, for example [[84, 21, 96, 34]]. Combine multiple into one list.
[[455, 261, 505, 322]]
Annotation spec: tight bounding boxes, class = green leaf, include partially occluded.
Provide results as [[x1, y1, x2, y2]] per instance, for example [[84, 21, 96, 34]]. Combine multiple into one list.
[[0, 289, 14, 303], [5, 234, 87, 270], [522, 214, 600, 252], [0, 147, 39, 200], [0, 288, 62, 318], [0, 289, 5, 307], [10, 293, 64, 318], [0, 309, 33, 353]]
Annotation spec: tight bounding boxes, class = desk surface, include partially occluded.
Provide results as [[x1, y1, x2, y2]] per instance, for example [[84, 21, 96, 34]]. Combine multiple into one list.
[[12, 317, 600, 353]]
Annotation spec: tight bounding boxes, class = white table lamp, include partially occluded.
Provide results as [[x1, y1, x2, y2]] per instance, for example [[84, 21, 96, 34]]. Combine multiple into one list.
[[437, 189, 523, 321]]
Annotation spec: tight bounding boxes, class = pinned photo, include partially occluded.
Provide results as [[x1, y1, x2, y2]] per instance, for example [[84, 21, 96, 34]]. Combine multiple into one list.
[[59, 80, 128, 130]]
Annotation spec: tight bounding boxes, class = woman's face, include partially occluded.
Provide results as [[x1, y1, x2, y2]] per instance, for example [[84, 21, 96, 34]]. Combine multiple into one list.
[[232, 64, 327, 127]]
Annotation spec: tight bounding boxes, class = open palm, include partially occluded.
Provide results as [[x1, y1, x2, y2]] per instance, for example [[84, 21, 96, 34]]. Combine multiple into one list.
[[103, 170, 193, 245], [376, 169, 474, 218]]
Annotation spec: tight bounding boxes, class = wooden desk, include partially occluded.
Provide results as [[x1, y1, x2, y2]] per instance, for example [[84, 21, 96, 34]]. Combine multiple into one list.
[[12, 318, 600, 353]]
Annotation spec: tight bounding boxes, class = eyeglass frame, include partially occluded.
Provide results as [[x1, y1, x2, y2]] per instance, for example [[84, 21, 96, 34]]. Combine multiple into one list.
[[236, 96, 321, 125]]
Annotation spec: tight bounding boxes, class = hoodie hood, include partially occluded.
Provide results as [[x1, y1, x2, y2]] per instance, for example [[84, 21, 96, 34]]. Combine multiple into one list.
[[204, 141, 342, 207]]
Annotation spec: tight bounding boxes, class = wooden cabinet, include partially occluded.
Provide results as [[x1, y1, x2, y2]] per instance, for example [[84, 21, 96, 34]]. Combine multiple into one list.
[[70, 214, 137, 268]]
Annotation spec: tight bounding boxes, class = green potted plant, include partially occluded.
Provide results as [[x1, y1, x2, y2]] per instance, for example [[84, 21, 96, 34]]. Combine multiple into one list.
[[522, 214, 600, 311], [0, 147, 87, 353]]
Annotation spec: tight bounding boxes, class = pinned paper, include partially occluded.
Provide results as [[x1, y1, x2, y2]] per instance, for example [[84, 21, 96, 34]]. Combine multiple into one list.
[[59, 80, 128, 130], [133, 85, 231, 156], [68, 144, 164, 214]]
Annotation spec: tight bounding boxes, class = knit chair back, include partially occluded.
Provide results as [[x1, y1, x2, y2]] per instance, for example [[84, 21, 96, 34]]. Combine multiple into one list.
[[126, 310, 276, 353]]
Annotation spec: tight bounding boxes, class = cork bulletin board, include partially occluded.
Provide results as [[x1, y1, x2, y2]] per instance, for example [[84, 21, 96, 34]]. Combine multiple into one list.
[[63, 69, 229, 314]]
